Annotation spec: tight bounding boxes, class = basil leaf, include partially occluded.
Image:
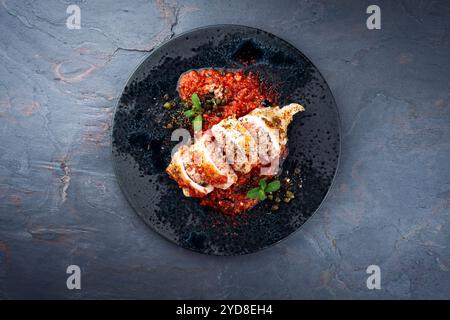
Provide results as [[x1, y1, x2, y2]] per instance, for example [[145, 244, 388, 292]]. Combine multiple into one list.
[[246, 187, 261, 199], [265, 180, 281, 193], [259, 178, 267, 190], [191, 93, 201, 111], [193, 114, 202, 131], [258, 189, 267, 200], [184, 109, 195, 118]]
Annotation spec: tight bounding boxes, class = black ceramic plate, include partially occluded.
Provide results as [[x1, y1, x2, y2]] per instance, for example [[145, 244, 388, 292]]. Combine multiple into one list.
[[112, 25, 340, 255]]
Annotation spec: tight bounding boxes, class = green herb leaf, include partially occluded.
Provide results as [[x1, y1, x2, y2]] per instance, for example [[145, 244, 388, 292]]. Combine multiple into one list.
[[184, 109, 195, 118], [258, 189, 267, 200], [265, 180, 281, 193], [259, 178, 267, 190], [193, 114, 203, 131], [246, 187, 261, 199], [191, 93, 201, 110]]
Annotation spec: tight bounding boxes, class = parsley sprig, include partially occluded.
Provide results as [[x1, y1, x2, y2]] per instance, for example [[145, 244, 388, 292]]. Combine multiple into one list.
[[247, 178, 281, 200], [184, 93, 203, 131]]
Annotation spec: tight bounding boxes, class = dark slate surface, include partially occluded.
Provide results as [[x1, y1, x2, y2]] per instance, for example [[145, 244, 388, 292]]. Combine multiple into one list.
[[0, 0, 449, 299]]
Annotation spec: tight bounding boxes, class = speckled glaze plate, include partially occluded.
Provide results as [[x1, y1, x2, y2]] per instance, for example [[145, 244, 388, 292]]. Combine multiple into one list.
[[112, 25, 340, 255]]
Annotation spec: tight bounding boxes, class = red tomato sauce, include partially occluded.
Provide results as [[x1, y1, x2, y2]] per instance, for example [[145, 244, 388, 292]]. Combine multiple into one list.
[[178, 68, 275, 130], [178, 68, 277, 215], [200, 166, 262, 215]]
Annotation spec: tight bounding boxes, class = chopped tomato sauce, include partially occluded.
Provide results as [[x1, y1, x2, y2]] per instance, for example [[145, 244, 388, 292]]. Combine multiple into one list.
[[200, 166, 262, 215], [178, 69, 275, 130], [177, 68, 277, 215]]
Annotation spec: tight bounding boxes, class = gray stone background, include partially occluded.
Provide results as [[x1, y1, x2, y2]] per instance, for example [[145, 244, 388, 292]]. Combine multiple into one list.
[[0, 0, 449, 299]]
